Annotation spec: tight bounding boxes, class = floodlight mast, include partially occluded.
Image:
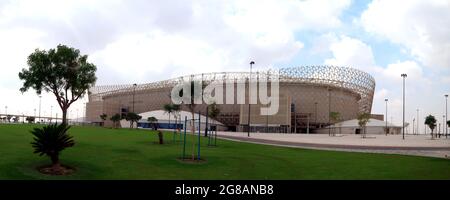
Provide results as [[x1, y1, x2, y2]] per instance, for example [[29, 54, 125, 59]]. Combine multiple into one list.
[[401, 73, 407, 140], [247, 61, 255, 137], [445, 94, 448, 138], [385, 98, 388, 135]]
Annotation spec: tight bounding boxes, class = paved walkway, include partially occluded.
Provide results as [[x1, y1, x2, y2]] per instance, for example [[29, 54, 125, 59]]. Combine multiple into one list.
[[216, 132, 450, 159]]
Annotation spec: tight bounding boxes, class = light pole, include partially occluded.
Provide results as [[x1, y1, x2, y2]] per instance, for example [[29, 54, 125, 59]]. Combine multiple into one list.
[[266, 104, 269, 133], [314, 102, 318, 127], [442, 115, 445, 138], [38, 95, 42, 123], [385, 98, 388, 135], [416, 109, 419, 135], [328, 88, 331, 136], [5, 106, 7, 116], [132, 83, 137, 113], [401, 73, 407, 140], [412, 118, 415, 135], [445, 94, 448, 138], [247, 61, 254, 137]]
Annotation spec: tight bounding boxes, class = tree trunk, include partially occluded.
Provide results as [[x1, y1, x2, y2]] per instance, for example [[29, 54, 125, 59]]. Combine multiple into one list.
[[61, 108, 68, 125], [158, 131, 164, 144], [50, 154, 62, 171], [191, 111, 195, 160]]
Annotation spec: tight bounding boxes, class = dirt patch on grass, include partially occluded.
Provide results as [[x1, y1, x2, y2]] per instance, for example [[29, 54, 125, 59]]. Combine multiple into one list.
[[176, 157, 207, 164], [37, 164, 76, 176]]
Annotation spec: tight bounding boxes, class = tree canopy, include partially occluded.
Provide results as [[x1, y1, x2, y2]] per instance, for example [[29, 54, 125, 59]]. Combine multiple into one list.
[[357, 113, 371, 138], [125, 112, 142, 128], [147, 116, 158, 130], [208, 102, 221, 119], [425, 115, 437, 138], [329, 112, 340, 122], [18, 44, 97, 124], [110, 114, 121, 128]]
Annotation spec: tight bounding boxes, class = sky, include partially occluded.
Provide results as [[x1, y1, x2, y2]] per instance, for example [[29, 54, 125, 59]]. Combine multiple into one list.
[[0, 0, 449, 133]]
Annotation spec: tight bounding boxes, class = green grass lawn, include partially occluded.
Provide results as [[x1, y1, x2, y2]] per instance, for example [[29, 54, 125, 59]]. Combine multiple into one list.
[[1, 124, 449, 180]]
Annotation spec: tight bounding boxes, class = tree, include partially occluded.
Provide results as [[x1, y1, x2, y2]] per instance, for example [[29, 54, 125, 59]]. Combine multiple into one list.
[[125, 112, 142, 129], [163, 104, 176, 130], [13, 116, 20, 123], [179, 80, 203, 160], [157, 130, 164, 144], [110, 113, 121, 128], [357, 113, 371, 138], [99, 113, 107, 127], [26, 116, 36, 123], [425, 115, 437, 139], [329, 112, 340, 136], [147, 116, 158, 130], [30, 124, 75, 173], [208, 102, 221, 146], [19, 44, 97, 125], [6, 115, 12, 123], [172, 104, 181, 131]]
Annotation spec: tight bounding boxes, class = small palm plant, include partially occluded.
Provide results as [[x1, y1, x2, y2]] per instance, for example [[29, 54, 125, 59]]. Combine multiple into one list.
[[357, 113, 371, 138], [147, 116, 158, 130], [100, 113, 107, 127], [425, 115, 437, 139], [329, 112, 340, 136], [110, 113, 121, 128], [163, 104, 175, 130], [208, 102, 221, 146], [446, 120, 449, 135], [30, 124, 75, 172]]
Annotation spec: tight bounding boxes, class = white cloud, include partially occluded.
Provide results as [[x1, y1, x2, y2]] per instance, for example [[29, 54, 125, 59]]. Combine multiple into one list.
[[380, 61, 424, 82], [324, 35, 376, 69], [361, 0, 450, 69], [321, 35, 441, 129], [0, 0, 353, 116], [0, 0, 352, 85]]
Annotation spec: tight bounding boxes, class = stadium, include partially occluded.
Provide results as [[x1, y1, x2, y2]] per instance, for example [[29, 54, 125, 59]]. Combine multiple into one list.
[[86, 66, 376, 133]]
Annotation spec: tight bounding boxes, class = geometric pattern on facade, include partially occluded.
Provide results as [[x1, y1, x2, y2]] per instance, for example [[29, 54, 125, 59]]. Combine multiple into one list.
[[89, 65, 375, 115]]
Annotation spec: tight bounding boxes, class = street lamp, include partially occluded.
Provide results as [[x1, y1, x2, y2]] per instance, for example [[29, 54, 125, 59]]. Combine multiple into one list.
[[314, 102, 318, 126], [416, 109, 419, 135], [132, 83, 137, 113], [401, 73, 407, 140], [328, 87, 331, 136], [445, 94, 448, 138], [247, 61, 255, 137], [443, 115, 445, 138], [385, 98, 388, 136]]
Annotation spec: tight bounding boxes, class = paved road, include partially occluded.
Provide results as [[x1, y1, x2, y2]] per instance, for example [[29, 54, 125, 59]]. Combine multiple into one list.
[[217, 134, 450, 159]]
